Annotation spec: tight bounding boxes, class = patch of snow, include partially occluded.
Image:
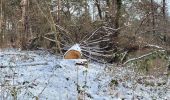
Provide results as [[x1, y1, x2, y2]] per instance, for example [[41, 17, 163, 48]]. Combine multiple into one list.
[[68, 44, 81, 53], [0, 49, 169, 100]]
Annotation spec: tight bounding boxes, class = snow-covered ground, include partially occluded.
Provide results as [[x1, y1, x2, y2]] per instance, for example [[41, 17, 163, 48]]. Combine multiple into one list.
[[0, 49, 169, 100]]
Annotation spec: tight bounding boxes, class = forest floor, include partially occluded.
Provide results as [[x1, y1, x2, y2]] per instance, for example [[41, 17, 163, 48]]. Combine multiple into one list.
[[0, 49, 169, 100]]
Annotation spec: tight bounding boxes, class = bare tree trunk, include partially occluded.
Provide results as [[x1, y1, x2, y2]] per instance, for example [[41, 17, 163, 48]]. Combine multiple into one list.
[[0, 0, 5, 45], [111, 0, 116, 29], [55, 0, 62, 53], [57, 0, 60, 24], [84, 0, 88, 15], [105, 0, 110, 21], [95, 0, 102, 20], [162, 0, 166, 19], [0, 0, 2, 33], [151, 0, 155, 34], [111, 0, 122, 37], [162, 0, 167, 43], [20, 0, 29, 49], [106, 0, 110, 7], [115, 0, 122, 35], [49, 0, 62, 54], [0, 0, 4, 38]]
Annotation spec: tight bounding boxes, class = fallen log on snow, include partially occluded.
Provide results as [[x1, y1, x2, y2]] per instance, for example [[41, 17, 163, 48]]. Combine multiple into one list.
[[64, 44, 82, 59]]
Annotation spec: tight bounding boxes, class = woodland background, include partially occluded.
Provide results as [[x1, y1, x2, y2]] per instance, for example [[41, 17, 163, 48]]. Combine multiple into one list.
[[0, 0, 170, 64]]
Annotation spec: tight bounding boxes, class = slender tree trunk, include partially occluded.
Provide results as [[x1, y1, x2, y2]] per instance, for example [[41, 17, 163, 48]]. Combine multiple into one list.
[[0, 0, 2, 33], [92, 1, 95, 20], [20, 0, 29, 49], [115, 0, 122, 34], [49, 0, 62, 53], [106, 0, 110, 7], [84, 0, 88, 15], [111, 0, 116, 30], [0, 0, 4, 38], [162, 0, 167, 43], [0, 0, 3, 46], [151, 0, 155, 34], [95, 0, 102, 20], [162, 0, 166, 19], [65, 0, 71, 21], [0, 0, 5, 45], [55, 0, 62, 53], [57, 0, 60, 24], [105, 0, 110, 21], [111, 0, 122, 37]]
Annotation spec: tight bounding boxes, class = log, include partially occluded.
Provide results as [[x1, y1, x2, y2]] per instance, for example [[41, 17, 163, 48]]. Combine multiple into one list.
[[64, 44, 82, 59], [64, 50, 81, 59]]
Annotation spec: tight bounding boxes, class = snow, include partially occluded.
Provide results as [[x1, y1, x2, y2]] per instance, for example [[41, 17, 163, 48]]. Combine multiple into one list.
[[0, 49, 169, 100], [68, 44, 81, 52]]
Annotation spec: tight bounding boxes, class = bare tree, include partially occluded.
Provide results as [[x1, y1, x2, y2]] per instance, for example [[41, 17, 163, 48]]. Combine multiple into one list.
[[109, 0, 122, 37], [55, 0, 62, 53], [0, 0, 2, 33], [115, 0, 122, 35], [0, 0, 4, 36], [151, 0, 155, 34], [162, 0, 166, 19], [95, 0, 102, 20], [19, 0, 30, 49], [57, 0, 60, 24]]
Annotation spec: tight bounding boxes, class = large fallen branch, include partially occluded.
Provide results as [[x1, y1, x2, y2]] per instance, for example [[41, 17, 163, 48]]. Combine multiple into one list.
[[145, 44, 164, 49], [43, 36, 70, 48], [43, 36, 56, 42], [82, 27, 103, 43], [81, 49, 113, 57], [123, 50, 165, 65]]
